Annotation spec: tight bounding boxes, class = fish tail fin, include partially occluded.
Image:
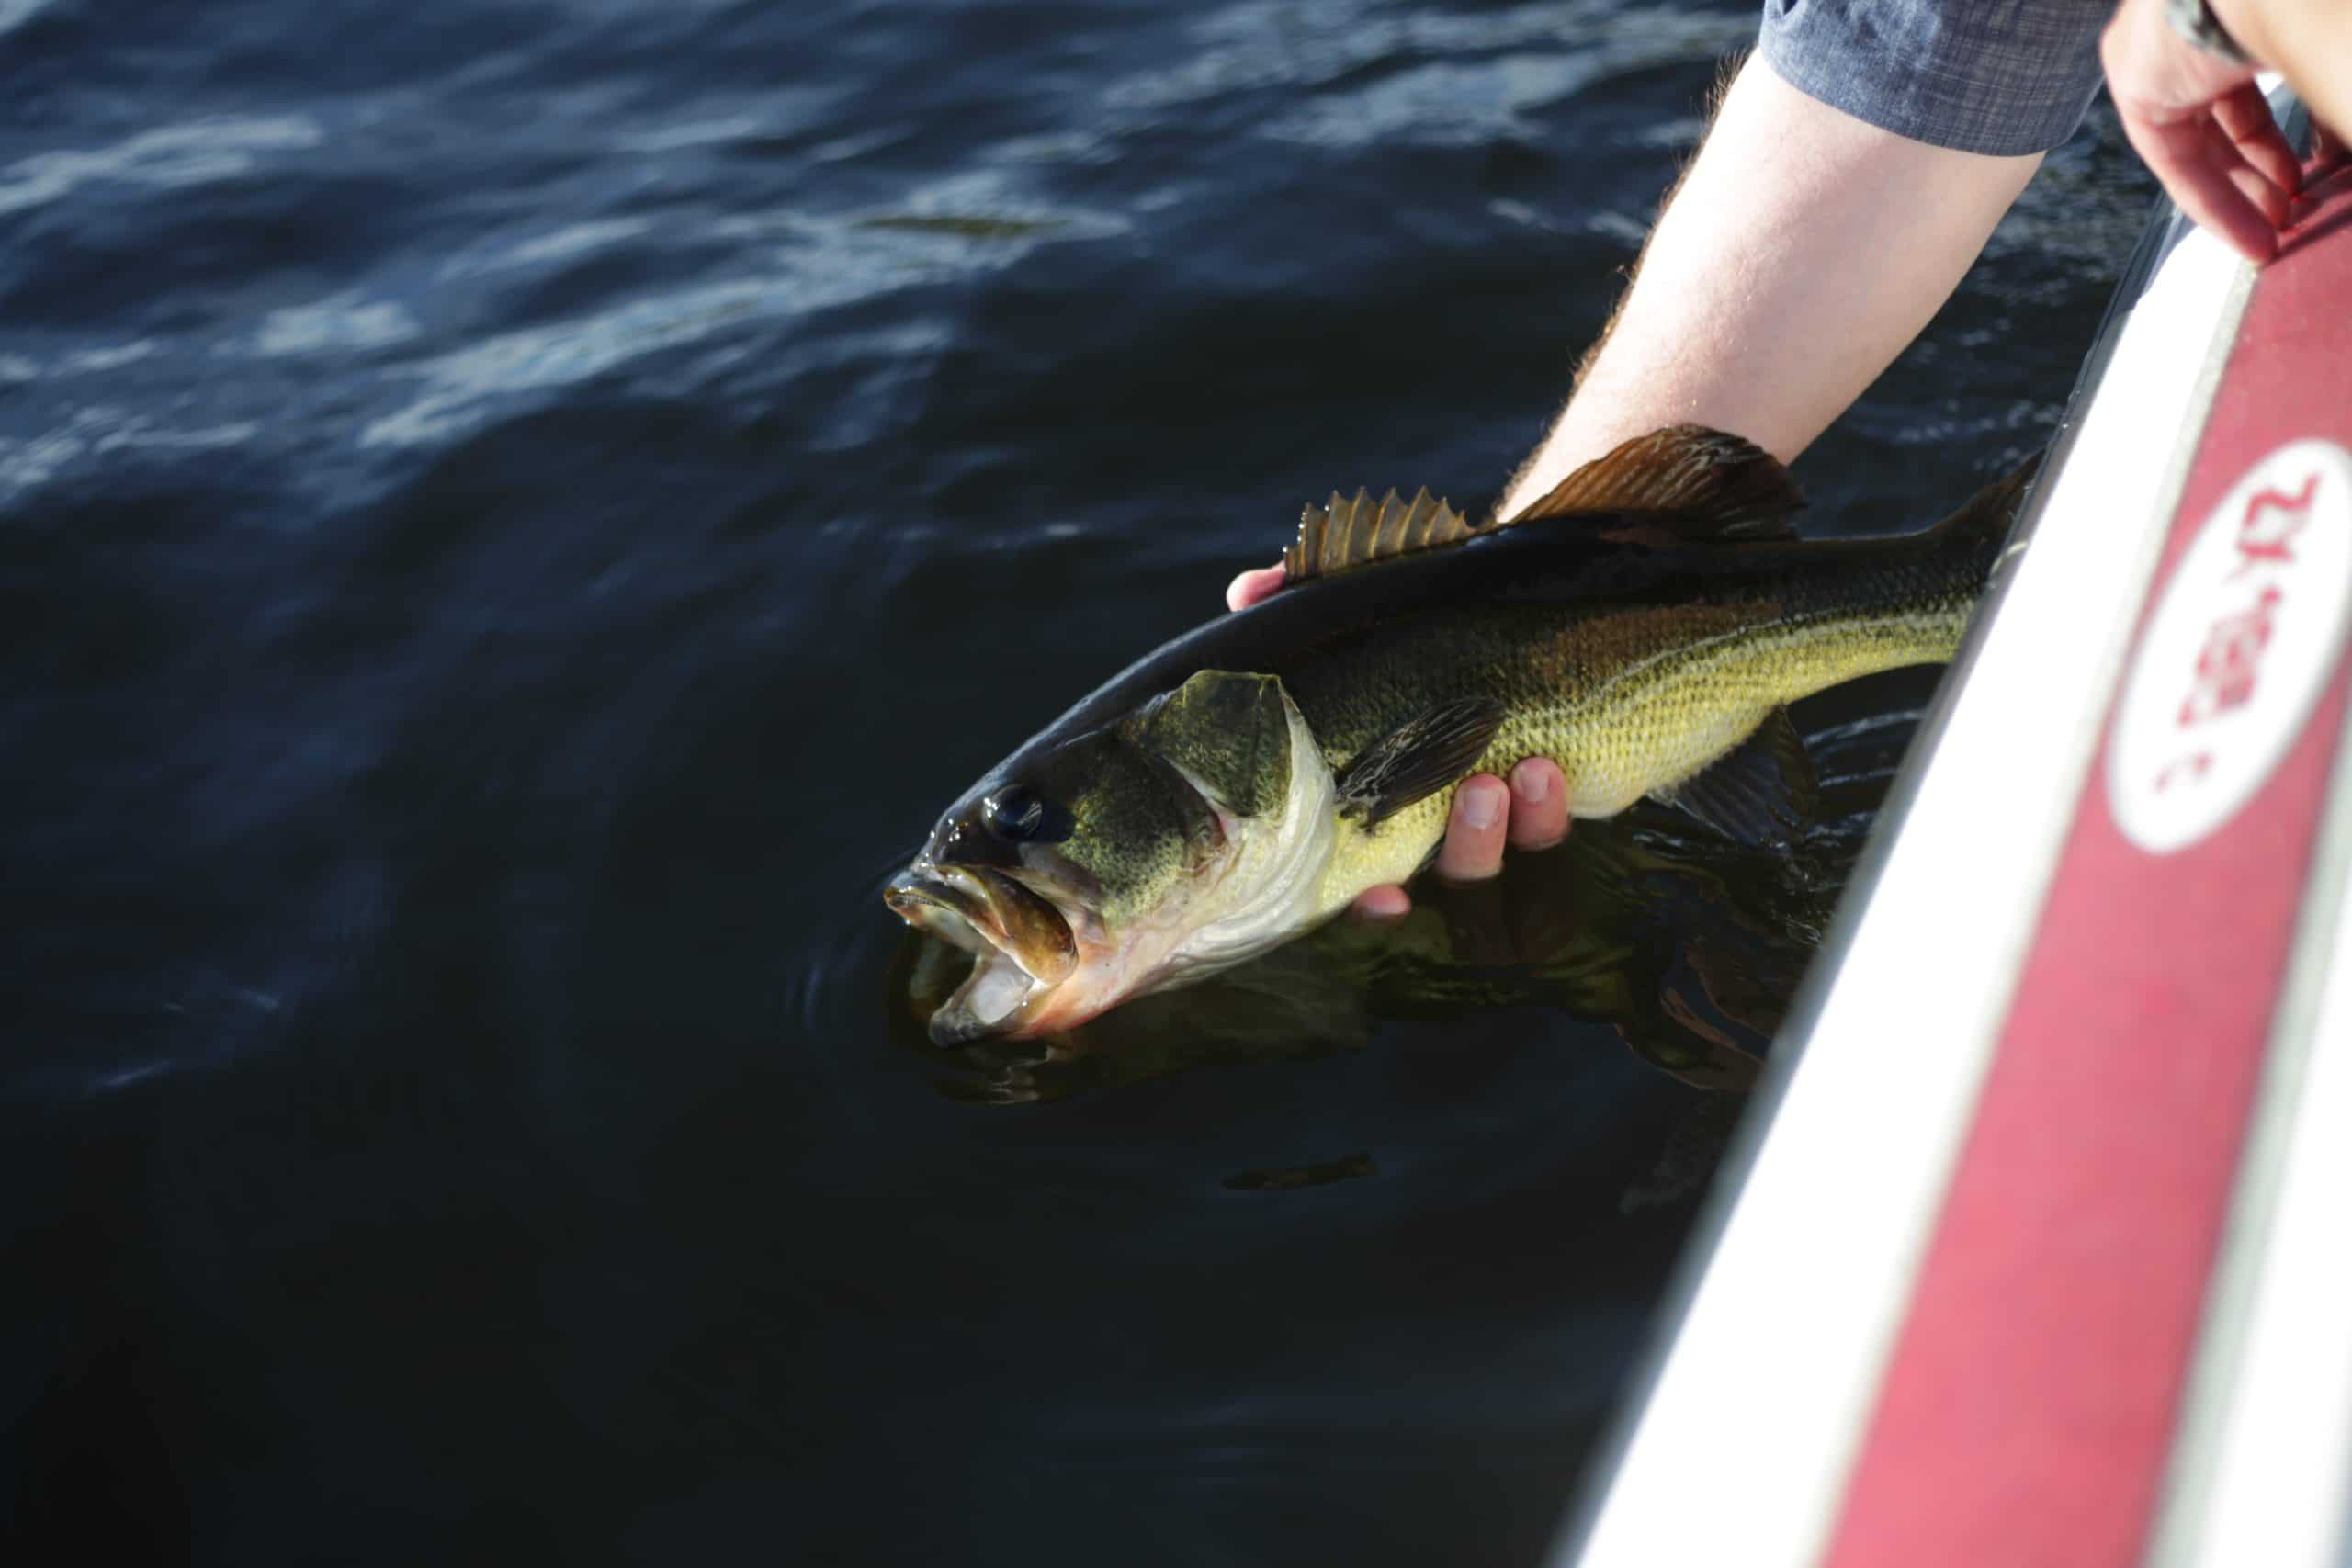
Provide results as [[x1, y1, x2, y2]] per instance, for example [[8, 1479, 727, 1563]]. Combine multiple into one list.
[[1925, 451, 2041, 563]]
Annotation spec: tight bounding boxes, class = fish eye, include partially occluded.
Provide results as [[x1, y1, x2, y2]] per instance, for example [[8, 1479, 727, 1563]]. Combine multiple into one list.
[[984, 785, 1059, 842]]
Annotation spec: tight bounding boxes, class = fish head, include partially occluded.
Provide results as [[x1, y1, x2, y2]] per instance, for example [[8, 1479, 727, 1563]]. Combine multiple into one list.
[[886, 670, 1338, 1043]]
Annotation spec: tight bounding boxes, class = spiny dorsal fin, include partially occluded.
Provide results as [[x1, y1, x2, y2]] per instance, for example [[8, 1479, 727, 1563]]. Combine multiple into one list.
[[1502, 424, 1806, 542], [1283, 485, 1478, 585]]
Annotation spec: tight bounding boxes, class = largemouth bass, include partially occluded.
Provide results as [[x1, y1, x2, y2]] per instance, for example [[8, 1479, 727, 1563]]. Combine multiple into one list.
[[887, 425, 2028, 1045]]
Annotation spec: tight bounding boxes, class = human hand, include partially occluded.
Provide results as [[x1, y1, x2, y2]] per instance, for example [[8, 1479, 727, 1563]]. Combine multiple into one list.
[[2102, 0, 2304, 264], [1224, 561, 1569, 918]]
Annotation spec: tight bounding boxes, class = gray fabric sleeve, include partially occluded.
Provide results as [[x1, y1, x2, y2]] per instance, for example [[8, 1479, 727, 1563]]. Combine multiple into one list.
[[1758, 0, 2111, 157]]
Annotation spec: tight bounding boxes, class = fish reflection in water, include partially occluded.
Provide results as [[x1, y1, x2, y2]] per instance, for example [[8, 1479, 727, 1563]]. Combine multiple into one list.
[[887, 680, 1916, 1114]]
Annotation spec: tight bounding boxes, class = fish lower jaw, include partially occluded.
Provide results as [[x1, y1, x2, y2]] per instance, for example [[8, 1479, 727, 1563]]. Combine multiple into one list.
[[957, 920, 1242, 1043], [930, 949, 1046, 1045], [931, 931, 1142, 1045], [906, 898, 1059, 1043]]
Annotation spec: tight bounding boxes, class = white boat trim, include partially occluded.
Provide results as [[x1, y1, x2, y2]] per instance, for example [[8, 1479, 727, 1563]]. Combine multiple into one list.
[[1558, 199, 2266, 1568]]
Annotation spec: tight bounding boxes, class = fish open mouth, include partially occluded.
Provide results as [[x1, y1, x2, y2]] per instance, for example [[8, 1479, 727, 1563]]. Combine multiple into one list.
[[884, 863, 1079, 1044]]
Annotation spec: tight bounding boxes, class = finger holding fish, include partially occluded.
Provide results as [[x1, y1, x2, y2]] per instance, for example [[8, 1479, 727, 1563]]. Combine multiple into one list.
[[1432, 774, 1508, 884]]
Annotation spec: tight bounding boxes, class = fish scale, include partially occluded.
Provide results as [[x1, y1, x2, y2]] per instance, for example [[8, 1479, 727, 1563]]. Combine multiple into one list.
[[1295, 577, 1983, 902]]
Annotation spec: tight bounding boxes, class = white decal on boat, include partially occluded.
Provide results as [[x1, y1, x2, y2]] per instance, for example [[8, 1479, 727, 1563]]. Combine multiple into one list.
[[2110, 439, 2352, 854]]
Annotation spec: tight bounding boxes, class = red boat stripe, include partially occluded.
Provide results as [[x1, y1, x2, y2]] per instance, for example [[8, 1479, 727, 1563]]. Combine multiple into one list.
[[1823, 171, 2352, 1568]]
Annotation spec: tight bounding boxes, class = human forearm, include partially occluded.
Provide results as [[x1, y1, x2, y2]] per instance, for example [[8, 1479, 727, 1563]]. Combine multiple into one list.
[[2214, 0, 2352, 136], [1498, 56, 2040, 519]]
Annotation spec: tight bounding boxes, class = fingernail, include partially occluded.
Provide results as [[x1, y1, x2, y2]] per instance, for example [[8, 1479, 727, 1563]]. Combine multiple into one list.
[[1510, 760, 1550, 803], [1457, 782, 1501, 830]]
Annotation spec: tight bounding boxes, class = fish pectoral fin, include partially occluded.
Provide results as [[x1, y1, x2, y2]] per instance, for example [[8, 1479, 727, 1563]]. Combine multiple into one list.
[[1334, 696, 1509, 828], [1650, 706, 1819, 847], [1499, 424, 1804, 542]]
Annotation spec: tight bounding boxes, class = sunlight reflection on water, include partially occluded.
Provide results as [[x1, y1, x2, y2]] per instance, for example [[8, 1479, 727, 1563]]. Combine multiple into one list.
[[0, 116, 322, 217]]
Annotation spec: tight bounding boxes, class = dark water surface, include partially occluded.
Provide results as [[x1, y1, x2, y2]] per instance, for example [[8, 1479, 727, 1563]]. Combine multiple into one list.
[[3, 2, 2151, 1562]]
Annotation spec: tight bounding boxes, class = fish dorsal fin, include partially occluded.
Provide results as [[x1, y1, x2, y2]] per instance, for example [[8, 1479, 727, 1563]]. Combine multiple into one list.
[[1277, 426, 1799, 585], [1283, 485, 1479, 585], [1501, 424, 1806, 543]]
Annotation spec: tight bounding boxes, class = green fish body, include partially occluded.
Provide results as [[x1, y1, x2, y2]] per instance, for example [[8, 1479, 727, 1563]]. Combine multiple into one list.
[[888, 425, 2026, 1043]]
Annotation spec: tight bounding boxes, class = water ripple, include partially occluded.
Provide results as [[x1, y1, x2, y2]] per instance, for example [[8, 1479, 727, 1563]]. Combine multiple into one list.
[[1108, 0, 1747, 119], [252, 292, 420, 357], [0, 407, 258, 497], [367, 197, 1122, 449], [1263, 56, 1599, 149], [609, 83, 849, 155], [0, 115, 323, 219], [0, 0, 57, 39]]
